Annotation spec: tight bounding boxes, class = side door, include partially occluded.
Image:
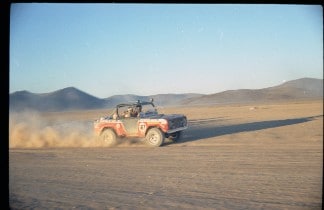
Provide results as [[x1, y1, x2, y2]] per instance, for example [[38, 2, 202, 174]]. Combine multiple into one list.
[[120, 117, 139, 136]]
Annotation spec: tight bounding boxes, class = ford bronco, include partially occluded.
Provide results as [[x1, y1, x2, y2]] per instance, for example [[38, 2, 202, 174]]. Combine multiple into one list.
[[94, 99, 188, 147]]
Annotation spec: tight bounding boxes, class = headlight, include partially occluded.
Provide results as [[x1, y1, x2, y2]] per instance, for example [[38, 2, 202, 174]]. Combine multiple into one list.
[[182, 118, 187, 126]]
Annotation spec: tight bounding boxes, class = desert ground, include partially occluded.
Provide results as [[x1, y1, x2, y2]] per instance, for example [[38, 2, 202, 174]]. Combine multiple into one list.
[[9, 100, 323, 209]]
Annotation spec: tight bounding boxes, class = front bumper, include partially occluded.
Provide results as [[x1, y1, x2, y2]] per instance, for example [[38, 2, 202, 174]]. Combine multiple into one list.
[[166, 126, 188, 134]]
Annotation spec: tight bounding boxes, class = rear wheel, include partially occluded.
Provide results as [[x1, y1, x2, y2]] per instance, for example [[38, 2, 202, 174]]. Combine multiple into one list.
[[145, 128, 164, 147], [100, 129, 117, 146]]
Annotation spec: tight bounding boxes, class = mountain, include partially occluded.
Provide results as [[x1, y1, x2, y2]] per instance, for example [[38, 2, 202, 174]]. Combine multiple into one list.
[[10, 87, 106, 112], [103, 93, 203, 108], [9, 88, 202, 112], [103, 94, 150, 108], [9, 78, 323, 112], [181, 78, 323, 105], [151, 93, 203, 106]]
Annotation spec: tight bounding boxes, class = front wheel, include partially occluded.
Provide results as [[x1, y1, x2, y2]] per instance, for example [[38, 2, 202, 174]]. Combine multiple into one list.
[[145, 128, 164, 147], [100, 129, 118, 147]]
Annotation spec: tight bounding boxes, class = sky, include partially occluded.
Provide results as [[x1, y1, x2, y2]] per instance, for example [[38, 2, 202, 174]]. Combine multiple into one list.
[[10, 3, 323, 98]]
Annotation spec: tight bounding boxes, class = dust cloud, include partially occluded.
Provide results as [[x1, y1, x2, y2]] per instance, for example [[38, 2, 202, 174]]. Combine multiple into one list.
[[9, 111, 141, 148]]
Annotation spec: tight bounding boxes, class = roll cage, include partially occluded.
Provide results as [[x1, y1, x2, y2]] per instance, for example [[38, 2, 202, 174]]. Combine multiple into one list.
[[114, 100, 156, 119]]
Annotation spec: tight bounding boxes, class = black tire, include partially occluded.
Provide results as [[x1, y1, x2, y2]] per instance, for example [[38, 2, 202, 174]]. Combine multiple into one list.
[[100, 129, 118, 147], [145, 128, 164, 147], [168, 131, 182, 142]]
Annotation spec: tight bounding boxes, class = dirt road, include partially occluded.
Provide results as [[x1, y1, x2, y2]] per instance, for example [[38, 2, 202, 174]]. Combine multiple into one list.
[[9, 101, 323, 209]]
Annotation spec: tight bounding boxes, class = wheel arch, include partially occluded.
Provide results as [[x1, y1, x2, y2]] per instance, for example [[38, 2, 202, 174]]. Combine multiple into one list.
[[145, 126, 164, 136], [100, 127, 117, 136]]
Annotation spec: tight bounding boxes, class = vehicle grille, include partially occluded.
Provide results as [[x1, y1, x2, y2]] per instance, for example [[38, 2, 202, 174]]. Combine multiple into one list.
[[168, 117, 187, 130]]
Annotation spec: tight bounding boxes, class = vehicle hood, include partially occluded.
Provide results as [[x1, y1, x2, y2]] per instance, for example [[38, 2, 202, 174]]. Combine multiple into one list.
[[160, 114, 186, 120], [142, 114, 185, 120]]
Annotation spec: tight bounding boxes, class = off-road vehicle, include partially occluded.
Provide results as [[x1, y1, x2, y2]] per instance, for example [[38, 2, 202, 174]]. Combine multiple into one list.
[[94, 99, 188, 147]]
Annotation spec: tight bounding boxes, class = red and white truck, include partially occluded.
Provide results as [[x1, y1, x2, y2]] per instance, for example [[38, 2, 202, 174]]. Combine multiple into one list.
[[94, 100, 188, 147]]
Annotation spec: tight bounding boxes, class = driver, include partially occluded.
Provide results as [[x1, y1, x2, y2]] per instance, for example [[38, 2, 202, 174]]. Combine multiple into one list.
[[124, 107, 132, 118]]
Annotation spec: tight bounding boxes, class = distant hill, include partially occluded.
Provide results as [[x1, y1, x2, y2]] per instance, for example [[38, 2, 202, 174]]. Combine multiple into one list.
[[10, 87, 106, 112], [103, 93, 203, 108], [181, 78, 323, 105], [9, 88, 202, 112], [9, 78, 322, 112]]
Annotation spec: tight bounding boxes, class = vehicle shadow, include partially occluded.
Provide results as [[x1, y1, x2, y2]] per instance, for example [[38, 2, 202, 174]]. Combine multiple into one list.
[[175, 115, 322, 144]]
